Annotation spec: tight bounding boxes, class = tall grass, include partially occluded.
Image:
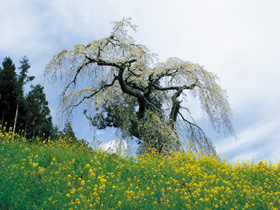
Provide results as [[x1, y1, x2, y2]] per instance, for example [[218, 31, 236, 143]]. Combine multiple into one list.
[[0, 128, 279, 209]]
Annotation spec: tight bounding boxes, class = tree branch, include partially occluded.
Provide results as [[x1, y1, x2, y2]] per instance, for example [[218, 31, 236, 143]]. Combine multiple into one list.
[[178, 111, 205, 135], [178, 111, 216, 155], [85, 56, 123, 69], [117, 64, 142, 98], [152, 83, 197, 92], [143, 97, 162, 113], [63, 59, 91, 95], [68, 76, 118, 113], [180, 106, 196, 124]]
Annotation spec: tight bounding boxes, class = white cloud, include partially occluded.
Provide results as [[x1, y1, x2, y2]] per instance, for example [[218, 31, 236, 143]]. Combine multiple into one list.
[[216, 119, 280, 162]]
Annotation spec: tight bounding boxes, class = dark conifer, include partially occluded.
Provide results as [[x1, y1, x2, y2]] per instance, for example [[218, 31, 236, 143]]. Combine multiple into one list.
[[0, 57, 18, 129]]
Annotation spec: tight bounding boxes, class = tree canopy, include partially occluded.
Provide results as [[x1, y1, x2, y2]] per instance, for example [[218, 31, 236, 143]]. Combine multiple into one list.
[[0, 56, 54, 140], [45, 18, 234, 155], [25, 84, 53, 138]]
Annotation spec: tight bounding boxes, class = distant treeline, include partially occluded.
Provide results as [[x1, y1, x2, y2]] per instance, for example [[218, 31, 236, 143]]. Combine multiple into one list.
[[0, 56, 77, 141]]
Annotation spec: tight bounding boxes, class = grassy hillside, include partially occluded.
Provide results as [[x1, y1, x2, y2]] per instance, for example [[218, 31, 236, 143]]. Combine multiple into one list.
[[0, 129, 280, 210]]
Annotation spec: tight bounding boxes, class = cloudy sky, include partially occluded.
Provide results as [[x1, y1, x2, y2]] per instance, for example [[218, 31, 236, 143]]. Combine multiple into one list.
[[1, 0, 280, 163]]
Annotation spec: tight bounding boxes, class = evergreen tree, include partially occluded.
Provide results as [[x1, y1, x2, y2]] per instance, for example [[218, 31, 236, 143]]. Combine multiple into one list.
[[25, 84, 53, 139], [0, 57, 18, 129], [63, 121, 76, 139], [56, 121, 79, 143], [18, 56, 35, 90], [14, 56, 35, 132], [0, 57, 54, 139]]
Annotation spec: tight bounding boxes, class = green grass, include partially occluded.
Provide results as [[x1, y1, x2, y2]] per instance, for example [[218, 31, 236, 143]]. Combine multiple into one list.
[[0, 129, 280, 210]]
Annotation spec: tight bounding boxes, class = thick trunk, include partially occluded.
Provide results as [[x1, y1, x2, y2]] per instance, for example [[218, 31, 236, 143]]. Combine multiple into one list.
[[170, 101, 181, 125], [169, 87, 183, 127], [137, 97, 146, 120]]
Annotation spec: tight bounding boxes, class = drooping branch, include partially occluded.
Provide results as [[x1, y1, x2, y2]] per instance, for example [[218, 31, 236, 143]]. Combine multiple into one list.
[[68, 76, 118, 113], [45, 18, 234, 155], [178, 111, 216, 155], [63, 59, 92, 95], [180, 106, 196, 124], [83, 56, 148, 121]]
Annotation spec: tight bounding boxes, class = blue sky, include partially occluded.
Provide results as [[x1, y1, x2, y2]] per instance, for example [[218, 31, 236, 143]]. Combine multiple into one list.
[[1, 0, 280, 163]]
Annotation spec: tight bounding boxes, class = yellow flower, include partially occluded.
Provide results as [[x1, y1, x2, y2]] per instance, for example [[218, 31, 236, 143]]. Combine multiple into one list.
[[66, 194, 70, 197], [100, 178, 107, 184], [85, 164, 90, 168], [67, 182, 71, 187], [71, 188, 76, 194], [32, 162, 39, 167], [38, 167, 45, 173], [81, 180, 85, 186]]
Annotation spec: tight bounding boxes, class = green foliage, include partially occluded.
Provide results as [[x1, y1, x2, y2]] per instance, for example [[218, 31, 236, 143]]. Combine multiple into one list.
[[17, 56, 35, 90], [52, 121, 79, 144], [0, 56, 55, 139], [25, 84, 53, 139], [63, 121, 76, 139], [0, 57, 18, 128], [15, 56, 35, 132], [1, 131, 279, 209]]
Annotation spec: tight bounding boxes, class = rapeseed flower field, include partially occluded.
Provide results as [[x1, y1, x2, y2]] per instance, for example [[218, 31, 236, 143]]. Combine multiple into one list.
[[0, 128, 279, 209]]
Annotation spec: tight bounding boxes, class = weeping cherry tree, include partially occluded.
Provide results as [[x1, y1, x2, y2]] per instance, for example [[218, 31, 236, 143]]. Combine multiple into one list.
[[45, 18, 234, 155]]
